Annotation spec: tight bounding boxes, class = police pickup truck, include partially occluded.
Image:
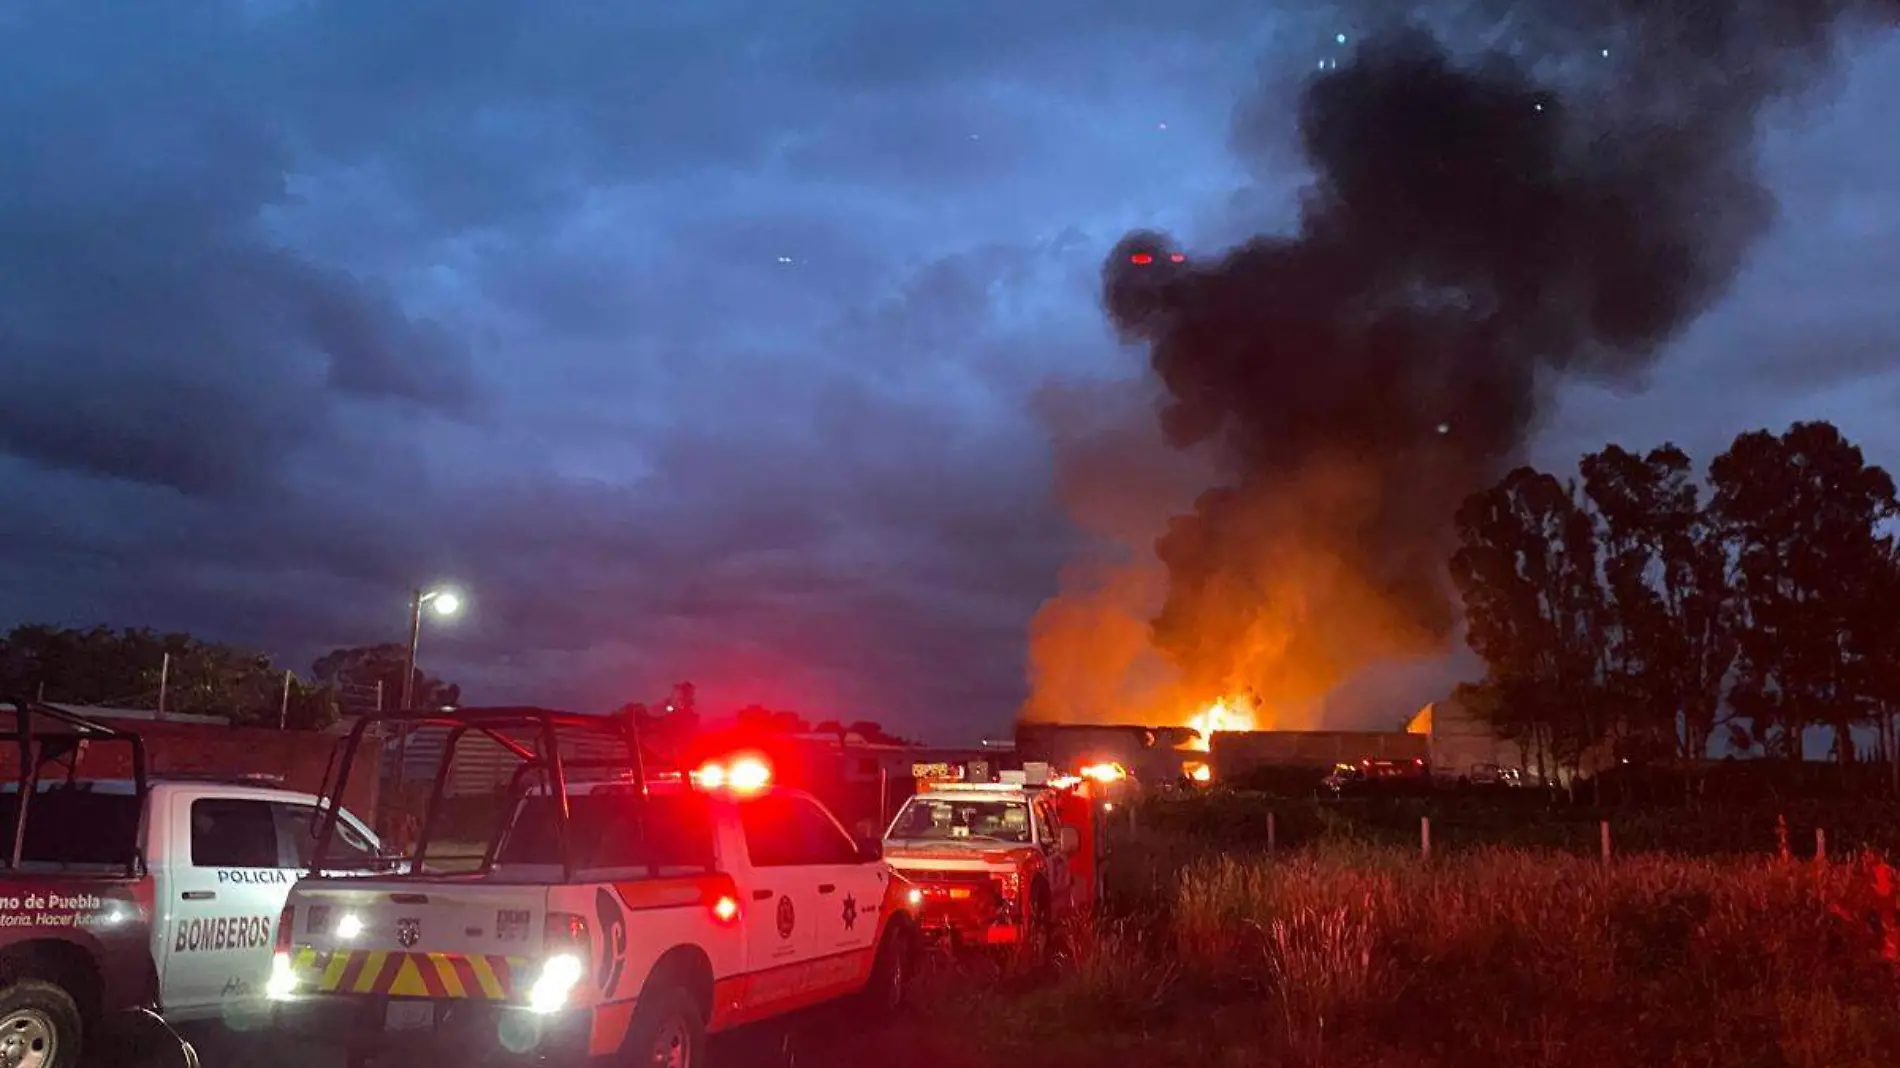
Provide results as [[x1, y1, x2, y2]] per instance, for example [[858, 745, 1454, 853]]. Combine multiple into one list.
[[268, 707, 918, 1068], [0, 701, 382, 1067]]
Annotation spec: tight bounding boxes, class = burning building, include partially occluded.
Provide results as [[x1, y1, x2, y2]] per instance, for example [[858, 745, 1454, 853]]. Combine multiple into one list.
[[1025, 6, 1889, 742]]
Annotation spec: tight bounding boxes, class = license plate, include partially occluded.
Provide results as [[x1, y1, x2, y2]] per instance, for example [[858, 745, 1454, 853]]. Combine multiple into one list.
[[948, 889, 972, 900], [385, 1002, 435, 1032]]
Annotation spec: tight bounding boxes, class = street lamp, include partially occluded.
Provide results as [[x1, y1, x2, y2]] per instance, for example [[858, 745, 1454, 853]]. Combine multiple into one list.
[[395, 587, 462, 802], [402, 587, 462, 711]]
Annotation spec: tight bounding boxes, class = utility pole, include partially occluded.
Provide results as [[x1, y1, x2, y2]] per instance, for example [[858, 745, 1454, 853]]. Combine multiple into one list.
[[395, 589, 423, 797], [157, 653, 170, 719], [279, 670, 292, 730]]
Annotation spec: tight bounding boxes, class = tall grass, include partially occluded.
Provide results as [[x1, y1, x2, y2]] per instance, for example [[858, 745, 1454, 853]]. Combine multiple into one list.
[[870, 842, 1900, 1067]]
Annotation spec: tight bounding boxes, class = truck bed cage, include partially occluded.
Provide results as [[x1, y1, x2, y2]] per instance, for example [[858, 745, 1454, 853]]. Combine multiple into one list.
[[312, 705, 651, 883], [0, 697, 149, 876]]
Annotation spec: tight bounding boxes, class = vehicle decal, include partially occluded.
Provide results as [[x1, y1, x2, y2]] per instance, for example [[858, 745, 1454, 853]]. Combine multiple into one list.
[[776, 895, 795, 939], [216, 869, 291, 885], [840, 894, 858, 932], [495, 908, 530, 942], [173, 914, 275, 953], [595, 886, 628, 997], [289, 948, 524, 1000], [607, 874, 733, 912], [707, 947, 877, 1032]]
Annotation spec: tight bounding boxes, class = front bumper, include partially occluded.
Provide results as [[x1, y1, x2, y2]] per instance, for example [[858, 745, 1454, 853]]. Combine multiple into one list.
[[910, 892, 1024, 947], [269, 996, 589, 1064]]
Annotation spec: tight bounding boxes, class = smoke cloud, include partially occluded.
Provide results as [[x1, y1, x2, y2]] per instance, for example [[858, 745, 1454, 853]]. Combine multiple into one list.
[[1027, 3, 1894, 728]]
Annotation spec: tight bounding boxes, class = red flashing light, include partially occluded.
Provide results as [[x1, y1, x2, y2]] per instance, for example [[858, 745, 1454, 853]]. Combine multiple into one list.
[[712, 895, 740, 925], [1129, 252, 1154, 265], [693, 756, 773, 792]]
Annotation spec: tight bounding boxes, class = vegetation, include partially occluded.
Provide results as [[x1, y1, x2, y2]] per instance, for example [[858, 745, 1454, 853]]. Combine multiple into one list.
[[834, 827, 1900, 1067], [0, 623, 461, 729], [1451, 420, 1900, 779]]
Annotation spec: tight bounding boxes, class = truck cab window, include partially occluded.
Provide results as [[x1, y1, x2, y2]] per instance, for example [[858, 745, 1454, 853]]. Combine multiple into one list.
[[190, 798, 280, 868], [790, 797, 862, 865], [273, 803, 380, 870]]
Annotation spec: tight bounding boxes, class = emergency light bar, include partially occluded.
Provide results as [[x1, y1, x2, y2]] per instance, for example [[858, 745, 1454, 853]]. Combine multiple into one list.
[[692, 756, 772, 792]]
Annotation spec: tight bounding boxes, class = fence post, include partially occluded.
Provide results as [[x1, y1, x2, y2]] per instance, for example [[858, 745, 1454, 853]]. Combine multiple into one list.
[[1816, 827, 1827, 864], [1600, 820, 1611, 863], [1267, 810, 1278, 855], [1421, 816, 1432, 861]]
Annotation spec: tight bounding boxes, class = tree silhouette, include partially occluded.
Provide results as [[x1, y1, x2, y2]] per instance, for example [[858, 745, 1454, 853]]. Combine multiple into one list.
[[311, 643, 461, 714], [1452, 420, 1899, 776], [1709, 422, 1897, 760], [0, 624, 337, 729], [1579, 443, 1738, 765], [1450, 467, 1607, 782]]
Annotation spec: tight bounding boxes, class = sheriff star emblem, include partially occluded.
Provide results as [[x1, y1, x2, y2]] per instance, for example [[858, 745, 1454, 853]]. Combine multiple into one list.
[[841, 894, 859, 931]]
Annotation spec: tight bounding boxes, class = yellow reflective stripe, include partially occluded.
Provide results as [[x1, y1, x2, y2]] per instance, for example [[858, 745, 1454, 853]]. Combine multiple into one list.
[[387, 956, 428, 998], [434, 957, 467, 998], [288, 949, 526, 1000], [352, 952, 387, 994], [320, 951, 352, 991], [469, 956, 505, 999]]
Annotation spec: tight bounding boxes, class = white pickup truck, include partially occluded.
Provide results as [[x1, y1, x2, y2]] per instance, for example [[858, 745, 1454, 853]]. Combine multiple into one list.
[[6, 775, 385, 1024], [267, 708, 918, 1068]]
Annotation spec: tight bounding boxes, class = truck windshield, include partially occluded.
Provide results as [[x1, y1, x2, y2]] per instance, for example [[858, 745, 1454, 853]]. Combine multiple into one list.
[[0, 789, 140, 867], [887, 798, 1030, 844]]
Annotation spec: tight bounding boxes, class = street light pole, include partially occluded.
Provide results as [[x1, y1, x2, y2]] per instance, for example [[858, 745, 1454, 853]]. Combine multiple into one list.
[[395, 588, 424, 797], [401, 588, 424, 712], [393, 586, 462, 801]]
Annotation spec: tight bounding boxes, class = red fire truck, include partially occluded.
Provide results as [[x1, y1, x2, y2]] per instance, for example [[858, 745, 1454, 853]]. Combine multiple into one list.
[[879, 765, 1107, 955]]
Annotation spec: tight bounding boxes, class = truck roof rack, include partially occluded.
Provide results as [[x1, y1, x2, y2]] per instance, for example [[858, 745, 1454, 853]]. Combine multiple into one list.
[[153, 772, 290, 788], [0, 699, 141, 740], [312, 705, 651, 883], [0, 696, 148, 876]]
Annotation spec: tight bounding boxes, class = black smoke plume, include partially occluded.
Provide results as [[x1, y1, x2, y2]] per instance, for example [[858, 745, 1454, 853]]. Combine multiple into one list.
[[1029, 4, 1893, 726]]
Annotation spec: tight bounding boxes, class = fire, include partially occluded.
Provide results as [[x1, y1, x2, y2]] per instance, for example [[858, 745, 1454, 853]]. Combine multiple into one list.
[[1182, 698, 1254, 751]]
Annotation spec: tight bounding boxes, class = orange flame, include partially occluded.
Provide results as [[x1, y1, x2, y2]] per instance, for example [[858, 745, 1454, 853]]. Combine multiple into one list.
[[1181, 698, 1255, 751]]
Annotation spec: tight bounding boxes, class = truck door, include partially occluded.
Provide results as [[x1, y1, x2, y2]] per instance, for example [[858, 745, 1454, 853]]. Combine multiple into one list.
[[162, 795, 291, 1014], [736, 794, 816, 984], [784, 796, 883, 964], [1034, 795, 1074, 910]]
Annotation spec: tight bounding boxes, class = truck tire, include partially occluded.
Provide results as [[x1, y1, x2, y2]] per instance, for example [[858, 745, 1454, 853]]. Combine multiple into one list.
[[0, 979, 82, 1068], [622, 983, 705, 1068], [860, 924, 914, 1019], [1021, 883, 1052, 965]]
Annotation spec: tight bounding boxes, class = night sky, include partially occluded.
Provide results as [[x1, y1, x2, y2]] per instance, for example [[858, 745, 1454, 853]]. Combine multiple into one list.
[[2, 3, 1896, 743]]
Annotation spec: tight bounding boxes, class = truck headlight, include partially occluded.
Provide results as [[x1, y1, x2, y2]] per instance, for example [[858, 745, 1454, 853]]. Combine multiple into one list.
[[266, 952, 298, 1001], [528, 953, 585, 1015]]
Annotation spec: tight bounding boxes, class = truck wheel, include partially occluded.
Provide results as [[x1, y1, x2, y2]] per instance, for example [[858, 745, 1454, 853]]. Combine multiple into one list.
[[0, 980, 81, 1068], [623, 984, 705, 1068], [861, 925, 913, 1019], [1021, 886, 1052, 966]]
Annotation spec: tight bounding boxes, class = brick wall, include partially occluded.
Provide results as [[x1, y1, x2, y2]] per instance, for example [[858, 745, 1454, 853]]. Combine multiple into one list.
[[1, 720, 383, 820]]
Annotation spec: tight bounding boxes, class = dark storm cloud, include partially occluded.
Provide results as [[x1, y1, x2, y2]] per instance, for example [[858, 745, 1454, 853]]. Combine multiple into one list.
[[0, 2, 476, 497], [3, 0, 1895, 742]]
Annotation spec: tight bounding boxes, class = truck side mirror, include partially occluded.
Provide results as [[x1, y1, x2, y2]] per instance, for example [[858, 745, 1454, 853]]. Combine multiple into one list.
[[856, 834, 883, 862], [1059, 827, 1080, 854]]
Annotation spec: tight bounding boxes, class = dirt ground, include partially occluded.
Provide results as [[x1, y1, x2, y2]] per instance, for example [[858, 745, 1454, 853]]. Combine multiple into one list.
[[89, 1009, 864, 1068]]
